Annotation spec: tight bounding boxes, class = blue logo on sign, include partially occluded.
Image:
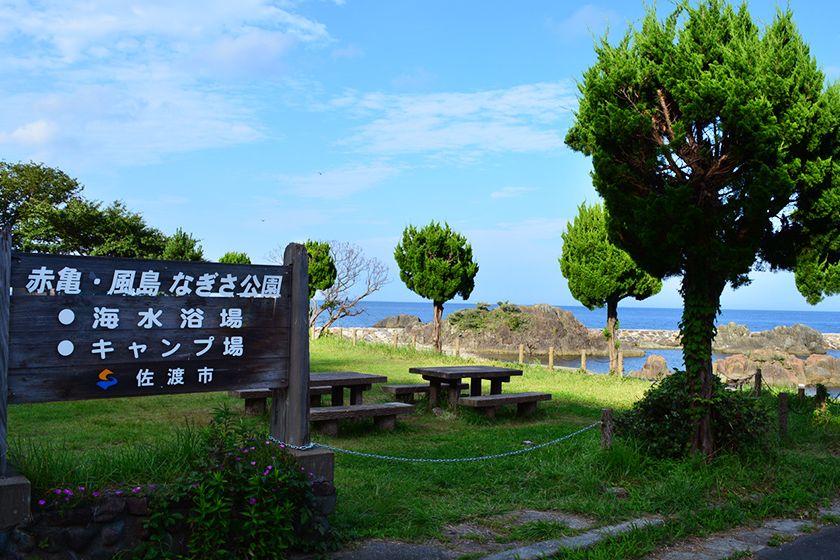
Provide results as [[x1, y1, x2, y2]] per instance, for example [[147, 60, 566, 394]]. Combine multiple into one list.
[[96, 369, 118, 390]]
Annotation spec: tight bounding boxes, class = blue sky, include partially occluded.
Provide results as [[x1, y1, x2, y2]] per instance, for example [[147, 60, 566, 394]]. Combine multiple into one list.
[[2, 1, 840, 312]]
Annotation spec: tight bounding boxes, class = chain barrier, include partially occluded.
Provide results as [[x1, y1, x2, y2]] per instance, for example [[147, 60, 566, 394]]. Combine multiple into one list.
[[268, 422, 600, 463]]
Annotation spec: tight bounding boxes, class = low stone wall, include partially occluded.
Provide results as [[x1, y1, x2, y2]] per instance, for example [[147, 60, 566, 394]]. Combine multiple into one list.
[[1, 492, 157, 559]]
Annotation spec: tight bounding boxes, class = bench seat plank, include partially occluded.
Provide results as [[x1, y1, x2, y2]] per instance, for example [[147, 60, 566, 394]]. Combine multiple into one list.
[[459, 392, 551, 407], [459, 392, 551, 419], [310, 402, 415, 421]]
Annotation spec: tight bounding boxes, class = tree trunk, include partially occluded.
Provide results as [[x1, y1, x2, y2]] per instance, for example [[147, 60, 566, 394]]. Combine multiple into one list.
[[680, 263, 724, 459], [433, 302, 444, 353], [606, 298, 619, 375]]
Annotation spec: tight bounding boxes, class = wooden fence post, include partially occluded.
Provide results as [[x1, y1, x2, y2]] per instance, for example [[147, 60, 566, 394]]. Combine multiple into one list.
[[816, 384, 828, 411], [392, 331, 398, 348], [581, 350, 587, 371], [455, 338, 460, 357], [798, 384, 806, 404], [617, 351, 624, 376], [601, 408, 613, 449], [518, 344, 524, 364], [753, 368, 762, 397], [352, 329, 357, 346], [548, 346, 554, 369], [412, 334, 417, 350], [779, 392, 789, 437]]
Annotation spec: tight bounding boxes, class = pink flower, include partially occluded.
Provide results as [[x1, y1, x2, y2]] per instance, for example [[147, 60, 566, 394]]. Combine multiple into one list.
[[37, 499, 46, 506], [92, 491, 101, 498], [248, 497, 257, 505], [250, 461, 256, 466], [132, 486, 141, 494]]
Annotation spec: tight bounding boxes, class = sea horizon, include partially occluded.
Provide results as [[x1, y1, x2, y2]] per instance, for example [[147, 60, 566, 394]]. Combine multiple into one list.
[[316, 300, 840, 334]]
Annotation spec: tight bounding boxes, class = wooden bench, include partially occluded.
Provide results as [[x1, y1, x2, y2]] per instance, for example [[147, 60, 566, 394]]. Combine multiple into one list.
[[229, 387, 332, 415], [310, 402, 415, 435], [459, 392, 552, 419], [381, 382, 468, 403]]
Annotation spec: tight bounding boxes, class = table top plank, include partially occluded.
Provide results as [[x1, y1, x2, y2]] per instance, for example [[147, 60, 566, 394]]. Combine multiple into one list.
[[408, 365, 522, 380], [310, 371, 388, 387]]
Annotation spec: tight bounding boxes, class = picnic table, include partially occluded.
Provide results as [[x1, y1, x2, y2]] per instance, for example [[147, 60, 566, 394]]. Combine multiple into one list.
[[408, 365, 550, 418], [309, 371, 387, 406]]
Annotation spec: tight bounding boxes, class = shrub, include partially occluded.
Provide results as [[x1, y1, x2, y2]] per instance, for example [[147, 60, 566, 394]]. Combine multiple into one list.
[[140, 406, 337, 558], [615, 371, 772, 458]]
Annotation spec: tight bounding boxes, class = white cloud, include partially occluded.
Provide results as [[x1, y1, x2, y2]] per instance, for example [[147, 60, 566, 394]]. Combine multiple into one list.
[[0, 120, 58, 145], [278, 162, 402, 199], [490, 186, 534, 200], [0, 0, 331, 166], [548, 4, 622, 42], [328, 82, 577, 159]]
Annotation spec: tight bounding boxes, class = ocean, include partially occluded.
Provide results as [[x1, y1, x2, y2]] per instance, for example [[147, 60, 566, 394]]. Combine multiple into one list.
[[317, 300, 840, 333], [316, 300, 840, 374]]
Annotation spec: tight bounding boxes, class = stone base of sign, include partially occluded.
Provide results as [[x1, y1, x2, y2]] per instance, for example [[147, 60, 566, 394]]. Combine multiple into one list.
[[290, 447, 336, 515], [0, 464, 31, 529]]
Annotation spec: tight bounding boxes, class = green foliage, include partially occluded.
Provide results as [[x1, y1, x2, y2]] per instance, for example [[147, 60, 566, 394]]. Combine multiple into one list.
[[18, 198, 168, 258], [447, 301, 528, 332], [560, 202, 661, 311], [395, 221, 479, 351], [0, 160, 82, 239], [394, 221, 478, 306], [305, 239, 337, 299], [218, 251, 251, 264], [162, 227, 204, 262], [615, 371, 773, 459], [566, 0, 837, 452], [140, 406, 335, 558]]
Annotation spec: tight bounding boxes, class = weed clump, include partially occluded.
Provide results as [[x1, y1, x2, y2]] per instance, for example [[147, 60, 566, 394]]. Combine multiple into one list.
[[615, 371, 772, 458]]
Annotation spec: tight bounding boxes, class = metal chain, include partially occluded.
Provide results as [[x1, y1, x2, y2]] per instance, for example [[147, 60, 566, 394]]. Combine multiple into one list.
[[269, 422, 600, 463]]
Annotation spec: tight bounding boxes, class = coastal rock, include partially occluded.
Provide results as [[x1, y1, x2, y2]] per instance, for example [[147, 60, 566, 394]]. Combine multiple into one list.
[[404, 303, 608, 356], [628, 354, 671, 381], [619, 330, 681, 349], [373, 314, 422, 328], [714, 350, 807, 386], [804, 354, 840, 386], [713, 323, 826, 355]]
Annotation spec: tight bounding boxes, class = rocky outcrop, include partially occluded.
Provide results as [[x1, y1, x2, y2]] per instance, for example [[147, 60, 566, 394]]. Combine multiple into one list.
[[714, 323, 826, 355], [373, 314, 421, 328], [399, 304, 609, 356], [713, 349, 840, 386], [629, 354, 671, 381]]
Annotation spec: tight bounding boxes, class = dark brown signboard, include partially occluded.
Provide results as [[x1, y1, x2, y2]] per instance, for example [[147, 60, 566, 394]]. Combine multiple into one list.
[[7, 252, 292, 404]]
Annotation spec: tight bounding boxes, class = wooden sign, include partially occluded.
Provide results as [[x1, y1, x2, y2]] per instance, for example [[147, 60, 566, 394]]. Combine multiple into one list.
[[6, 253, 292, 404]]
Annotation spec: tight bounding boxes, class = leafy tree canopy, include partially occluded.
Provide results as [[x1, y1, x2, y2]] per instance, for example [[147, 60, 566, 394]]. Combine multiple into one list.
[[162, 228, 205, 262], [17, 198, 168, 259], [560, 202, 661, 310], [305, 240, 337, 300], [394, 221, 478, 352], [394, 221, 478, 305], [1, 161, 82, 244], [218, 251, 251, 264], [565, 0, 838, 455]]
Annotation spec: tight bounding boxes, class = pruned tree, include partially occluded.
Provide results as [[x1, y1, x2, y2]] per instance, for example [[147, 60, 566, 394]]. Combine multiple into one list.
[[560, 202, 661, 374], [163, 227, 205, 262], [305, 240, 337, 300], [218, 251, 251, 264], [394, 221, 478, 352], [565, 0, 838, 456]]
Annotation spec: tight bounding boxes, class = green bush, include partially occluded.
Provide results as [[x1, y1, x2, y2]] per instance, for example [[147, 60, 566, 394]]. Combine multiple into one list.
[[615, 371, 772, 458], [140, 406, 337, 558]]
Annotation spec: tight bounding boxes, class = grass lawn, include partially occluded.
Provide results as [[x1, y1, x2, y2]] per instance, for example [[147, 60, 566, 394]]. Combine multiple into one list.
[[8, 335, 840, 558]]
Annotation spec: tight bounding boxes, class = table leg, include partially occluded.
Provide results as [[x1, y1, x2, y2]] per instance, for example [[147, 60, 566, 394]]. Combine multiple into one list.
[[428, 379, 441, 407], [446, 383, 461, 408], [331, 386, 344, 406], [490, 379, 503, 395], [350, 386, 364, 405], [470, 378, 482, 396]]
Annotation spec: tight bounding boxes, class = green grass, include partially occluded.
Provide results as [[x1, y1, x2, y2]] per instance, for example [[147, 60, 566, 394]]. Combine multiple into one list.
[[8, 335, 840, 558]]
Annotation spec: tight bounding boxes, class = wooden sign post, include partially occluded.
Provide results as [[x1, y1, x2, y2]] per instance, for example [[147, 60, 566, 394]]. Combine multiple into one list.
[[0, 240, 334, 524]]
